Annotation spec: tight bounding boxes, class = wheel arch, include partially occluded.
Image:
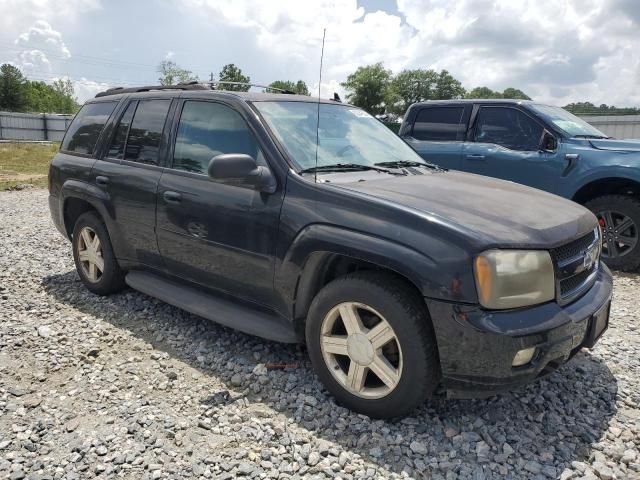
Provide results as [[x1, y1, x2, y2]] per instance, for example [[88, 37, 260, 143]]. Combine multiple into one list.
[[572, 176, 640, 204]]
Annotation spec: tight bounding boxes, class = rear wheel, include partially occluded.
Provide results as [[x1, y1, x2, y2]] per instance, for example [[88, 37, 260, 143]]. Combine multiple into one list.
[[306, 271, 440, 418], [72, 212, 126, 295], [586, 195, 640, 272]]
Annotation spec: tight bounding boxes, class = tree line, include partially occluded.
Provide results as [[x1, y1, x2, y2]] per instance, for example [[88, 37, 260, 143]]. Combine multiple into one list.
[[2, 58, 637, 117], [0, 64, 79, 114], [157, 60, 311, 95]]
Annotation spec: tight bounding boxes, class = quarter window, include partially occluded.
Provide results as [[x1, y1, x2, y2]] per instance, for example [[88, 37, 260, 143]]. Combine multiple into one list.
[[61, 102, 117, 155], [124, 99, 171, 165], [173, 101, 264, 174], [474, 107, 544, 151], [412, 106, 465, 141]]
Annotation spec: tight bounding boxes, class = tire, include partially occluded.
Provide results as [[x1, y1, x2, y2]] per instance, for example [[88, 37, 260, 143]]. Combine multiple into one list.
[[585, 195, 640, 272], [72, 211, 126, 295], [305, 271, 440, 418]]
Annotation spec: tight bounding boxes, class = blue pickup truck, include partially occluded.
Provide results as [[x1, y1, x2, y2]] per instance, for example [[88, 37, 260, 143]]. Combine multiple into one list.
[[399, 99, 640, 271]]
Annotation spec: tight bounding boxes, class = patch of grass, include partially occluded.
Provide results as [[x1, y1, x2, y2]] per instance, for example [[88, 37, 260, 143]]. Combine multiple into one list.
[[0, 142, 59, 191]]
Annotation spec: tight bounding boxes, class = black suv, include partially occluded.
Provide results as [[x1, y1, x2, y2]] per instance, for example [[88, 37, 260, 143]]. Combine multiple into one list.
[[49, 84, 613, 418]]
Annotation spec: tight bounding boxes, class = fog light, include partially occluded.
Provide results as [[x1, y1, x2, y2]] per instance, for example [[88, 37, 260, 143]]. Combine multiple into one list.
[[512, 347, 536, 367]]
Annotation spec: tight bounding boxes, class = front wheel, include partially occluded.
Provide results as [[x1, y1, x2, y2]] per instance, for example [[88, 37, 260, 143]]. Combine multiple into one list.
[[585, 195, 640, 272], [306, 271, 440, 418]]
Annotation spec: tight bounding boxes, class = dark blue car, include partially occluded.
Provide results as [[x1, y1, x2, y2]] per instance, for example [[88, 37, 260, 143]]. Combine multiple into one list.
[[399, 99, 640, 271]]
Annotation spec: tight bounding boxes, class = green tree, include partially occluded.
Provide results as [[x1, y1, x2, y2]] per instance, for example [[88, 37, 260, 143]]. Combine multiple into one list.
[[218, 64, 250, 91], [157, 60, 197, 86], [267, 80, 310, 95], [502, 87, 531, 100], [341, 62, 392, 114], [433, 70, 465, 100], [51, 79, 78, 113], [466, 86, 502, 99], [386, 68, 439, 115], [0, 64, 28, 111]]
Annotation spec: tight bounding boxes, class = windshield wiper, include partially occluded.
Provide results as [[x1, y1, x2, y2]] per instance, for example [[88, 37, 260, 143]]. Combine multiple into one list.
[[298, 163, 405, 176], [374, 160, 447, 171], [573, 134, 611, 139]]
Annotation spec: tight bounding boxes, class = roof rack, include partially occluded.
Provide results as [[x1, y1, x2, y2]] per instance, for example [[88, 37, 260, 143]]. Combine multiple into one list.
[[95, 80, 296, 98]]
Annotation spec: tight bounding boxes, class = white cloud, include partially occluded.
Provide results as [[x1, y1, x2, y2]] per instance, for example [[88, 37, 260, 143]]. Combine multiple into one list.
[[180, 0, 640, 106], [71, 78, 110, 102], [13, 20, 71, 75]]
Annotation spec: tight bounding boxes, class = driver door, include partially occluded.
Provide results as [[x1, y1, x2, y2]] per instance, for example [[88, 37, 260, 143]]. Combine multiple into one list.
[[461, 105, 565, 194]]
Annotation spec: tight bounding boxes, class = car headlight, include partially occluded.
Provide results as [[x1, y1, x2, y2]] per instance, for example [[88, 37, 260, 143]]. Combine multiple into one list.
[[474, 250, 555, 309]]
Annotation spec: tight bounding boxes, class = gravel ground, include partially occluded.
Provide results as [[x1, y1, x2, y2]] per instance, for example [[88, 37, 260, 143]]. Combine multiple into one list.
[[1, 188, 639, 480]]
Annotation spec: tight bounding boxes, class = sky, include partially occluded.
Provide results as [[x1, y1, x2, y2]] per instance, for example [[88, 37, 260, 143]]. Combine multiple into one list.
[[0, 0, 638, 105]]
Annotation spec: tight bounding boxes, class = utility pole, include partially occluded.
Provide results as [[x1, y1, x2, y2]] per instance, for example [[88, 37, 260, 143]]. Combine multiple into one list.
[[209, 72, 214, 82]]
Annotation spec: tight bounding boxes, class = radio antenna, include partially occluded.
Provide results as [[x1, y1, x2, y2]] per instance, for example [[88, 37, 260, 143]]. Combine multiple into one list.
[[314, 28, 326, 184]]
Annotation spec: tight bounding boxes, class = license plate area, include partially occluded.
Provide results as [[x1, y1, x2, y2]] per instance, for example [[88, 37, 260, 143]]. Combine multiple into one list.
[[583, 300, 610, 348]]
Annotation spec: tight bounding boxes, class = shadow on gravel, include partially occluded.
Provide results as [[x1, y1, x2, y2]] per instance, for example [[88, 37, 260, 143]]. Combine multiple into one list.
[[42, 270, 618, 478]]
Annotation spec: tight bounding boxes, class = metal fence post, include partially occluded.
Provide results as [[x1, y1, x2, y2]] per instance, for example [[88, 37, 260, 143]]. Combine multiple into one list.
[[42, 113, 48, 141], [0, 113, 3, 140]]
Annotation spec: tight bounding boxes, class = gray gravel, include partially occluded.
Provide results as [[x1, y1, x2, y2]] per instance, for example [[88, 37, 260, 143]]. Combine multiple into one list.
[[1, 188, 639, 480]]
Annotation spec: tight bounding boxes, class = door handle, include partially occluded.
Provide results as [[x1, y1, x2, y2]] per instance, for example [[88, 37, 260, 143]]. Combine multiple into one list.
[[95, 175, 110, 187], [466, 154, 485, 160], [163, 191, 182, 204]]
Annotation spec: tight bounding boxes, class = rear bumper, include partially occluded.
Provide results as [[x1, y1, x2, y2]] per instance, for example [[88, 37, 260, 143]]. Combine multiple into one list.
[[426, 265, 613, 398]]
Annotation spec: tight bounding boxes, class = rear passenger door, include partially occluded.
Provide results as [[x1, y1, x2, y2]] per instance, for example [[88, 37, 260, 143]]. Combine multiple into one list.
[[92, 98, 172, 268], [402, 104, 470, 170], [156, 99, 283, 307]]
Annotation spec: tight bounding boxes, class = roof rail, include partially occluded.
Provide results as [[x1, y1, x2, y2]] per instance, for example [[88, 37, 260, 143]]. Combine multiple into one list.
[[95, 81, 298, 98], [95, 83, 208, 98]]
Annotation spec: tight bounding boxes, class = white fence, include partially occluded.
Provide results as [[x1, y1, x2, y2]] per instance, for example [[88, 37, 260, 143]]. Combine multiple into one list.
[[0, 111, 74, 142], [578, 115, 640, 140]]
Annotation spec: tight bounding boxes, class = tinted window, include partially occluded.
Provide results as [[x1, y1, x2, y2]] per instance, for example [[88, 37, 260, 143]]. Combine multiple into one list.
[[173, 101, 264, 174], [124, 100, 171, 165], [106, 101, 136, 159], [474, 107, 543, 151], [61, 102, 116, 154], [412, 106, 465, 141]]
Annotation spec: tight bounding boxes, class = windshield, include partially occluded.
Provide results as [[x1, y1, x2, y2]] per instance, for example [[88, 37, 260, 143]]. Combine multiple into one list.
[[530, 104, 608, 138], [253, 101, 426, 170]]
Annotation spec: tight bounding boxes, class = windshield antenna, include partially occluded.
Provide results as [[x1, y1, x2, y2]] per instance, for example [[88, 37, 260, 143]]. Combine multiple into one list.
[[314, 28, 326, 184]]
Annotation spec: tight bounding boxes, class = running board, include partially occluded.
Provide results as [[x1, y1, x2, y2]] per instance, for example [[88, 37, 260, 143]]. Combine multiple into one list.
[[125, 271, 301, 343]]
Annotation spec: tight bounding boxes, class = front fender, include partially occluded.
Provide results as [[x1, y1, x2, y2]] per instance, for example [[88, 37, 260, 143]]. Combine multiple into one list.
[[275, 224, 474, 320]]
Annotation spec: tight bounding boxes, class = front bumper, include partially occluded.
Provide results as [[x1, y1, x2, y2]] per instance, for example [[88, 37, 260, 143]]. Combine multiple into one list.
[[426, 265, 613, 398]]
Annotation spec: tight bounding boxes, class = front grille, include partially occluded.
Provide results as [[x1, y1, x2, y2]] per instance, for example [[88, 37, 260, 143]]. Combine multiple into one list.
[[552, 230, 596, 263], [550, 229, 600, 304], [559, 267, 593, 296]]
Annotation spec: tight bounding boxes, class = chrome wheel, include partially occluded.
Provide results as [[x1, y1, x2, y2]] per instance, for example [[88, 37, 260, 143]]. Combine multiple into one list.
[[320, 302, 402, 399], [77, 226, 104, 282]]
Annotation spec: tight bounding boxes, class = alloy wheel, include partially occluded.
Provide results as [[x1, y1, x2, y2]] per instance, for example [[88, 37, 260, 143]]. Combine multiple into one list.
[[320, 302, 403, 399], [77, 226, 104, 282], [597, 210, 638, 259]]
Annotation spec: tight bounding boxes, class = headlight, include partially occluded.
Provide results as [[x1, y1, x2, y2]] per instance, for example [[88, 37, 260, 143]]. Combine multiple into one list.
[[474, 250, 555, 309]]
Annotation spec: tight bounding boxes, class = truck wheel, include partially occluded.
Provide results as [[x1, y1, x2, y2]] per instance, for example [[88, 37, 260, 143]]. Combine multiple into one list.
[[306, 271, 440, 418], [72, 212, 126, 295], [586, 195, 640, 272]]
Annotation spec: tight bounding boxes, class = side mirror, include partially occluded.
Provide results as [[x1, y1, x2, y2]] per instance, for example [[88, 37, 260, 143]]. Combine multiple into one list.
[[207, 154, 276, 193], [540, 131, 557, 153]]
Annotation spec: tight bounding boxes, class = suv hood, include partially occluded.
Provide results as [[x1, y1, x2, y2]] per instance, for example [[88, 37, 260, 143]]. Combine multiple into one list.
[[589, 138, 640, 153], [334, 171, 597, 247]]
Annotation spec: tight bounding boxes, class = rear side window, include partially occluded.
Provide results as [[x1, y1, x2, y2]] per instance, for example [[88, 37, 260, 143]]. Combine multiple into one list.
[[172, 101, 264, 174], [412, 106, 465, 141], [106, 101, 137, 159], [474, 107, 543, 151], [61, 102, 116, 155], [124, 99, 171, 165]]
